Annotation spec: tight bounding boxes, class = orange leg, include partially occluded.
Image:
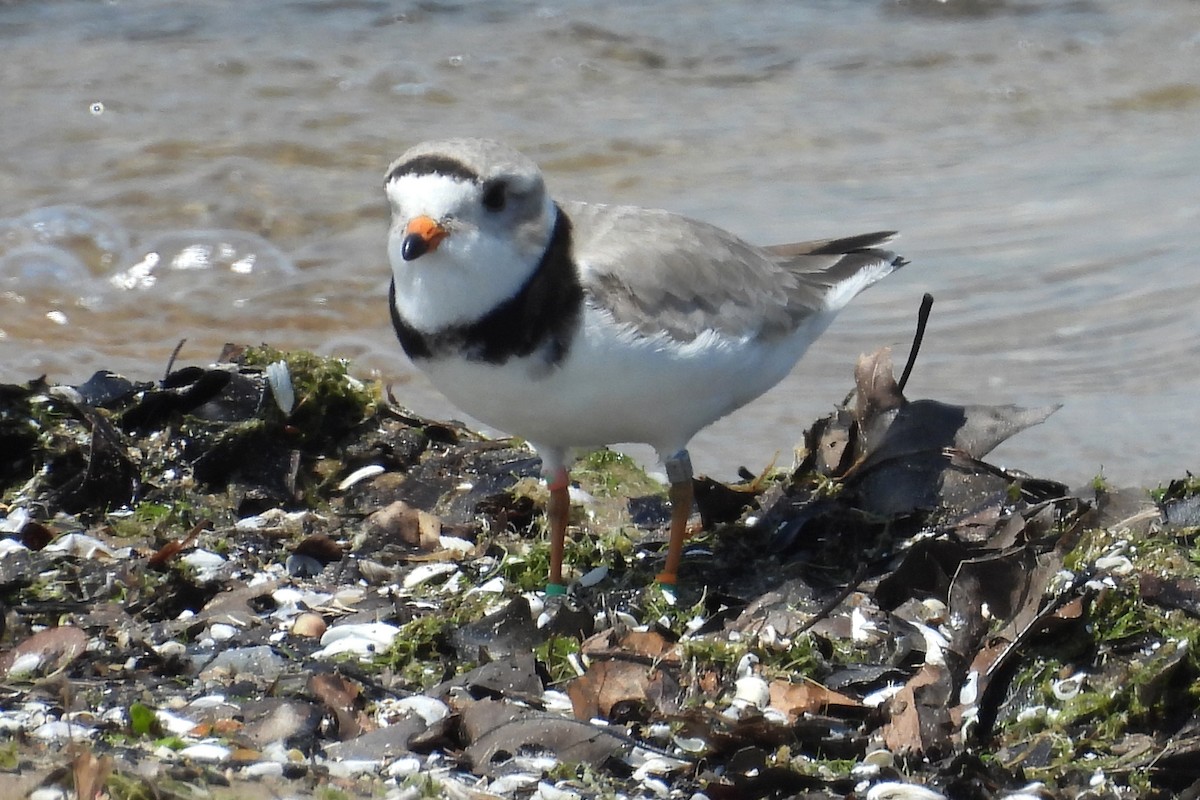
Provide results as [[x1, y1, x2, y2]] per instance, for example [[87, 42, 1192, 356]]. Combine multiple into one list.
[[655, 450, 694, 587], [546, 466, 570, 595]]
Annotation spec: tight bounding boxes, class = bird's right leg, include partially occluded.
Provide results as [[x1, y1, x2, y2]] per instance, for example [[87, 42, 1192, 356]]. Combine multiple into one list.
[[545, 464, 571, 596]]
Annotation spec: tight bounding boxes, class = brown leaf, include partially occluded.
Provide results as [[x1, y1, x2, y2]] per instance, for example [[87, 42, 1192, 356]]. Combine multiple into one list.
[[567, 659, 679, 721], [294, 533, 344, 564], [71, 745, 113, 800], [463, 711, 628, 777], [309, 672, 370, 740], [854, 347, 906, 422], [580, 628, 681, 662], [881, 664, 954, 756], [767, 679, 860, 722], [366, 500, 442, 549], [1139, 572, 1200, 617]]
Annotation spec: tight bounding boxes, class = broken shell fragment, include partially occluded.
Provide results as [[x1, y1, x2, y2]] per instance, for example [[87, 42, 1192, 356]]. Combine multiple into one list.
[[732, 675, 771, 709]]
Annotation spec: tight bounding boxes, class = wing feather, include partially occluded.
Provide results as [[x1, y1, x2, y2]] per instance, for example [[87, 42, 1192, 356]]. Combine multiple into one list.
[[564, 201, 903, 343]]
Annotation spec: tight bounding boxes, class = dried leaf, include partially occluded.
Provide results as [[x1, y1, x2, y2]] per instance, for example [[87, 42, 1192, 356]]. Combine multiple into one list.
[[881, 664, 953, 756], [567, 659, 679, 721], [365, 500, 443, 549], [767, 679, 861, 722], [463, 711, 628, 777], [309, 672, 368, 740], [71, 745, 113, 800]]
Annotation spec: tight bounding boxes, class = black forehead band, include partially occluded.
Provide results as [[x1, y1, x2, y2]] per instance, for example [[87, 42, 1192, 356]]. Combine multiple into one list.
[[385, 155, 480, 186]]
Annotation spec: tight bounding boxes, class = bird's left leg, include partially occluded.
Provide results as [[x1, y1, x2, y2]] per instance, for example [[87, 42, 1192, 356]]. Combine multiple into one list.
[[545, 464, 571, 596], [655, 449, 694, 586]]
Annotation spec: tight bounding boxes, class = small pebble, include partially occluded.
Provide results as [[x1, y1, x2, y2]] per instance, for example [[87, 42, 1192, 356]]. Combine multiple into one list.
[[291, 612, 327, 638]]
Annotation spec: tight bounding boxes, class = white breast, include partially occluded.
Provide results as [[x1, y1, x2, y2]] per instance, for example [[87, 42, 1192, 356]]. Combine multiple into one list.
[[418, 303, 837, 457]]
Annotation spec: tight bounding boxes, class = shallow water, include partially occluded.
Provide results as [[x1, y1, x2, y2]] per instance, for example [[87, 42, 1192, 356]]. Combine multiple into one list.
[[2, 0, 1198, 488]]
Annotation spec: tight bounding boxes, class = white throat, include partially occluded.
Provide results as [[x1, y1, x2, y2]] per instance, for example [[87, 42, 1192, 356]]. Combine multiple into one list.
[[387, 176, 553, 332]]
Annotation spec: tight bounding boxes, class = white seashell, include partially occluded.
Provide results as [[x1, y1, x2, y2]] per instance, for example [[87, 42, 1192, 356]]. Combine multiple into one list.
[[578, 565, 608, 587], [182, 550, 227, 582], [732, 676, 770, 709], [323, 758, 381, 777], [1095, 553, 1134, 575], [1052, 673, 1085, 701], [265, 360, 295, 414], [28, 788, 69, 800], [319, 622, 401, 647], [45, 532, 129, 559], [497, 756, 552, 775], [763, 707, 789, 724], [863, 748, 895, 769], [919, 598, 948, 624], [154, 642, 189, 662], [672, 735, 707, 754], [852, 606, 885, 643], [394, 695, 449, 725], [7, 652, 43, 678], [155, 709, 200, 735], [470, 576, 506, 595], [385, 756, 423, 778], [999, 782, 1049, 800], [541, 691, 574, 714], [179, 742, 231, 762], [566, 486, 594, 504], [867, 781, 947, 800], [862, 684, 905, 708], [337, 464, 385, 491], [241, 762, 284, 778], [332, 587, 366, 607], [911, 622, 949, 667], [272, 587, 306, 606], [315, 622, 401, 659], [0, 506, 30, 533], [637, 777, 671, 797], [735, 653, 760, 679], [959, 670, 980, 705], [402, 562, 458, 589], [208, 623, 239, 642], [536, 782, 581, 800], [490, 774, 540, 794], [0, 536, 29, 555], [438, 535, 475, 555], [235, 515, 270, 532], [633, 756, 688, 779], [645, 723, 671, 742]]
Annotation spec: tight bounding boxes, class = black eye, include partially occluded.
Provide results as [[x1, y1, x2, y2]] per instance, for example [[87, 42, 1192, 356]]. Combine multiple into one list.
[[481, 181, 507, 213]]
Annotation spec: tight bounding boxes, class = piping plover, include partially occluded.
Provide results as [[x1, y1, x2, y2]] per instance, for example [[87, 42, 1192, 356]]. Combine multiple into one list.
[[384, 138, 907, 592]]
